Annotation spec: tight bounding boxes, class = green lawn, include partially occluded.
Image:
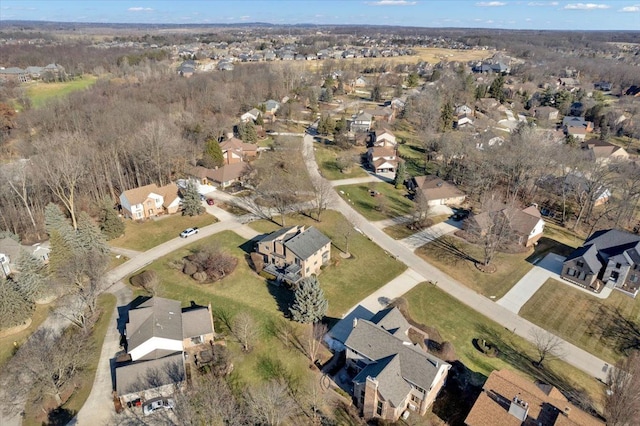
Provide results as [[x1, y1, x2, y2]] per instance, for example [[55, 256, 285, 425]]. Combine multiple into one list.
[[0, 302, 52, 369], [248, 210, 406, 317], [314, 143, 368, 180], [404, 283, 605, 409], [127, 230, 314, 387], [520, 279, 640, 364], [543, 221, 584, 249], [26, 76, 98, 108], [383, 214, 450, 240], [415, 235, 534, 299], [110, 214, 217, 252], [336, 182, 414, 222]]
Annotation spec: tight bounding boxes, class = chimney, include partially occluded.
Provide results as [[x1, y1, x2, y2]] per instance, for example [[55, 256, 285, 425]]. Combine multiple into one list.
[[508, 395, 529, 422], [563, 407, 571, 416], [352, 318, 358, 328]]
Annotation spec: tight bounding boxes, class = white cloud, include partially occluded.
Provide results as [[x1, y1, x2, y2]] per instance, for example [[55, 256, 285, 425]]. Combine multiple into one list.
[[563, 3, 610, 10], [128, 7, 153, 12], [367, 0, 417, 5], [240, 15, 250, 20], [527, 1, 558, 6], [475, 1, 507, 6], [619, 4, 640, 12]]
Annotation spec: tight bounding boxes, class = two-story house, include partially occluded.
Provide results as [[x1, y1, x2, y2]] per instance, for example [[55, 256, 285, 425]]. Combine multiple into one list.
[[255, 225, 331, 285], [115, 297, 215, 403], [350, 112, 373, 133], [367, 146, 399, 174], [372, 130, 397, 148], [561, 229, 640, 297], [342, 307, 450, 422], [466, 205, 544, 248], [119, 182, 181, 220], [219, 137, 258, 165]]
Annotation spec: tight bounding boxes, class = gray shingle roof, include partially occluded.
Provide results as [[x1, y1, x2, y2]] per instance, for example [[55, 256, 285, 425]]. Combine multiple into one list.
[[126, 298, 183, 353], [182, 307, 214, 339], [370, 307, 412, 341], [115, 353, 185, 396], [345, 319, 446, 396], [258, 226, 298, 243], [585, 229, 640, 251], [354, 354, 411, 407], [284, 227, 330, 260]]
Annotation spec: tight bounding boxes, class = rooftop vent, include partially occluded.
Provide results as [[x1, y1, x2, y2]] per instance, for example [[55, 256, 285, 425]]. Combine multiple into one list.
[[508, 394, 529, 422]]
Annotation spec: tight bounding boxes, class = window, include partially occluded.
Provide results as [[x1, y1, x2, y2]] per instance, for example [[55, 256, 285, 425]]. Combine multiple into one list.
[[191, 336, 203, 345], [631, 275, 638, 283], [616, 263, 622, 269], [566, 268, 576, 277], [411, 394, 421, 403], [376, 401, 383, 416], [576, 261, 584, 268]]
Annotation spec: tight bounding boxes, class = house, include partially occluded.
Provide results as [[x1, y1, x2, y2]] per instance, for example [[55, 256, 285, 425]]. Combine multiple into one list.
[[354, 76, 367, 87], [561, 229, 640, 297], [119, 182, 181, 220], [409, 176, 466, 207], [189, 162, 248, 189], [25, 66, 44, 79], [467, 205, 544, 248], [558, 77, 580, 88], [581, 140, 629, 164], [115, 297, 215, 403], [0, 67, 29, 83], [367, 146, 399, 174], [465, 369, 603, 426], [594, 81, 612, 92], [262, 99, 280, 114], [217, 61, 234, 71], [364, 107, 395, 124], [454, 114, 475, 129], [0, 238, 50, 277], [455, 105, 473, 116], [240, 108, 262, 123], [350, 112, 373, 133], [255, 225, 331, 285], [177, 60, 196, 77], [219, 137, 258, 164], [532, 106, 559, 121], [562, 116, 593, 140], [337, 307, 450, 422], [373, 130, 397, 147]]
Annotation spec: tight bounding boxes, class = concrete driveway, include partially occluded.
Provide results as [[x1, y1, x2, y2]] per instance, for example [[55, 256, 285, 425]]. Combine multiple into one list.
[[399, 220, 461, 250], [497, 253, 565, 314]]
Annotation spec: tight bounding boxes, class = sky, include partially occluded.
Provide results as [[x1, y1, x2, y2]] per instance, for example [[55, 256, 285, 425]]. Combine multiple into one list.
[[0, 1, 639, 31]]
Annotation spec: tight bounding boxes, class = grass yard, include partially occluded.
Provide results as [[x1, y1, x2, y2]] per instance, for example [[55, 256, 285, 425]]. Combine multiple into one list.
[[405, 283, 605, 411], [248, 210, 406, 316], [23, 293, 116, 426], [415, 235, 534, 299], [127, 230, 316, 388], [336, 182, 414, 222], [314, 143, 368, 180], [520, 279, 640, 364], [543, 221, 584, 249], [110, 214, 217, 252], [383, 214, 450, 240], [0, 302, 52, 369], [26, 76, 98, 108]]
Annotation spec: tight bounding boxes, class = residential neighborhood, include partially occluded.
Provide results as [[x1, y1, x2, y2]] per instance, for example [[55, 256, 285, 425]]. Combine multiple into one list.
[[1, 13, 639, 426]]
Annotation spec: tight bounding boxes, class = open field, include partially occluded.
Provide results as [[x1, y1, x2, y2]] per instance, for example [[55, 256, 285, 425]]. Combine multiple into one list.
[[248, 210, 406, 317], [314, 143, 368, 181], [23, 293, 116, 426], [415, 235, 535, 299], [110, 214, 217, 252], [0, 302, 52, 369], [520, 278, 640, 364], [25, 76, 98, 108], [404, 283, 605, 411], [127, 230, 319, 388], [335, 182, 414, 222]]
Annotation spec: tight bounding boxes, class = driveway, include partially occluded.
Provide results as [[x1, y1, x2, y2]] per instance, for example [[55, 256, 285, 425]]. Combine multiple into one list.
[[399, 220, 461, 250], [497, 253, 565, 314], [349, 269, 424, 314]]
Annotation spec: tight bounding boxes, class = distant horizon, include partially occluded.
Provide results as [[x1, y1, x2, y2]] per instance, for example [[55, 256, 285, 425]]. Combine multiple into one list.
[[1, 1, 639, 31]]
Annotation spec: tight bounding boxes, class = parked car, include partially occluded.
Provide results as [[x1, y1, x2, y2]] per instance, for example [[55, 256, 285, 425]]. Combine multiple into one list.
[[143, 397, 175, 416], [180, 227, 199, 238], [451, 209, 470, 221], [206, 198, 215, 206]]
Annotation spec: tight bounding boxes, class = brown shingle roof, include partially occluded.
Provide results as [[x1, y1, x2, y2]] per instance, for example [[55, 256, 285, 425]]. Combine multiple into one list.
[[369, 146, 396, 159], [413, 175, 465, 201], [156, 182, 180, 208], [121, 183, 161, 206], [208, 162, 247, 184], [465, 369, 603, 426]]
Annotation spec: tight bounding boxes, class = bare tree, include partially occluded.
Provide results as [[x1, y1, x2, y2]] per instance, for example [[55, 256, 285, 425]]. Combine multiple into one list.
[[306, 322, 328, 366], [309, 176, 333, 222], [232, 312, 259, 352], [245, 380, 297, 426], [1, 160, 40, 238], [410, 189, 431, 230], [605, 351, 640, 426], [530, 328, 564, 367]]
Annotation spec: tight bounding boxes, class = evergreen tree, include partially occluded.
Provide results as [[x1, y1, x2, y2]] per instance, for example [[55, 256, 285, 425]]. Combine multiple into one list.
[[335, 80, 345, 95], [489, 74, 505, 102], [475, 84, 488, 100], [0, 277, 34, 329], [371, 84, 382, 102], [394, 161, 407, 189], [76, 211, 109, 255], [439, 101, 454, 132], [334, 115, 347, 134], [182, 181, 205, 216], [319, 87, 333, 102], [318, 114, 333, 136], [98, 201, 125, 240], [289, 276, 328, 324], [406, 73, 419, 88], [239, 122, 258, 143], [48, 229, 73, 279], [14, 251, 48, 302], [203, 137, 224, 168], [44, 203, 70, 236], [255, 113, 264, 126]]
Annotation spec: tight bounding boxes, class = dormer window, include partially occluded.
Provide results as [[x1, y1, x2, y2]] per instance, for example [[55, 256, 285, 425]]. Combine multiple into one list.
[[616, 263, 622, 269], [576, 261, 584, 268]]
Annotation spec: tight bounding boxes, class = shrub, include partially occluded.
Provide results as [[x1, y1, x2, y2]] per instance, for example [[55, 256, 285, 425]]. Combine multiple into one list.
[[181, 246, 238, 283], [183, 261, 198, 276]]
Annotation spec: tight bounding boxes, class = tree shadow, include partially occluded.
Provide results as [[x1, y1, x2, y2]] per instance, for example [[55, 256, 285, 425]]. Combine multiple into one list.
[[431, 361, 484, 426], [46, 407, 76, 426], [426, 235, 479, 264], [588, 305, 640, 356], [526, 237, 574, 263], [265, 280, 295, 318]]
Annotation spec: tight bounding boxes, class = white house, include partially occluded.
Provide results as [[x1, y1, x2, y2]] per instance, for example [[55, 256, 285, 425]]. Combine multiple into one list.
[[374, 130, 397, 147], [241, 108, 261, 123], [119, 183, 181, 220]]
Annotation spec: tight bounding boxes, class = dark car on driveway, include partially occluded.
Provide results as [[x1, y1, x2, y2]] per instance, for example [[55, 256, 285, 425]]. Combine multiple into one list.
[[451, 209, 470, 221]]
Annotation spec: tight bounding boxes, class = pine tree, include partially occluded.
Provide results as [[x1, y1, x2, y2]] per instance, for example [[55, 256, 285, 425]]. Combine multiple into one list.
[[76, 211, 109, 255], [489, 74, 505, 103], [98, 201, 125, 240], [289, 276, 328, 324], [0, 277, 34, 329], [14, 251, 47, 302], [240, 122, 258, 143], [394, 161, 407, 189], [439, 101, 454, 132], [44, 203, 69, 236], [182, 181, 205, 216], [371, 84, 382, 102], [48, 229, 73, 279], [203, 137, 224, 168], [255, 113, 264, 126]]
